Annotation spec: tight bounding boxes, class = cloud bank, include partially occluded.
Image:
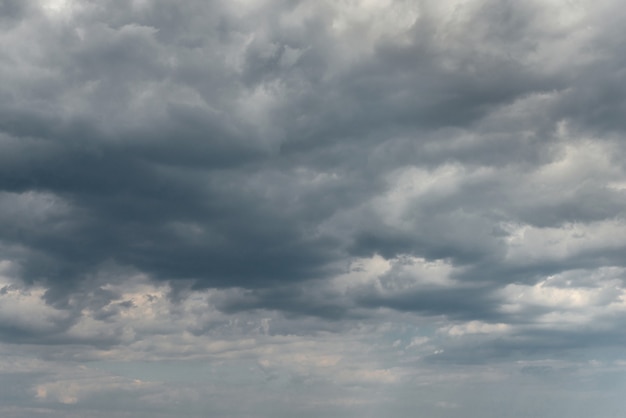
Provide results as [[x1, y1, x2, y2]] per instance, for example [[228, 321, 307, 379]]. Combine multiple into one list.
[[1, 0, 626, 417]]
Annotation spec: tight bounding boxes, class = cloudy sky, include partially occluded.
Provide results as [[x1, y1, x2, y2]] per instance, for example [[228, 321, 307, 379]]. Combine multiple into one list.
[[1, 0, 626, 416]]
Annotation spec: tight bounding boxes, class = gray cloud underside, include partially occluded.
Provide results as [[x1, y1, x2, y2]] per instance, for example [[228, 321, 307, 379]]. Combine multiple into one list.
[[1, 0, 626, 364]]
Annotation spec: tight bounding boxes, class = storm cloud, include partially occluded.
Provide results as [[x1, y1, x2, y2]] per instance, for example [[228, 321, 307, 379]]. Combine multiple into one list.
[[1, 0, 626, 417]]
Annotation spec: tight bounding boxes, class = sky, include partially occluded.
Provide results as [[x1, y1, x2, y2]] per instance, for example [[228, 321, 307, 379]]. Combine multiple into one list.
[[1, 0, 626, 416]]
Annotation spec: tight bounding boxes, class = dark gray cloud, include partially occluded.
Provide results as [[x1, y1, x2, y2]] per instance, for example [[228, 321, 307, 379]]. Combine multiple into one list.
[[0, 0, 623, 315], [1, 0, 626, 416]]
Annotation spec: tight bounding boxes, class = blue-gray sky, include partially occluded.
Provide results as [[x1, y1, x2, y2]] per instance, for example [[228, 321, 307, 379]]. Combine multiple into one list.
[[1, 0, 626, 417]]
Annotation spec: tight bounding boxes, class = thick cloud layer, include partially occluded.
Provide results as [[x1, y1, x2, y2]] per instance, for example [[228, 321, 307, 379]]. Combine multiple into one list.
[[1, 0, 626, 417]]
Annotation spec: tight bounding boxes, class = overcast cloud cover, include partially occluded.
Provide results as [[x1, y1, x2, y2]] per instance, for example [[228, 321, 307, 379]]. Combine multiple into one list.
[[1, 0, 626, 416]]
